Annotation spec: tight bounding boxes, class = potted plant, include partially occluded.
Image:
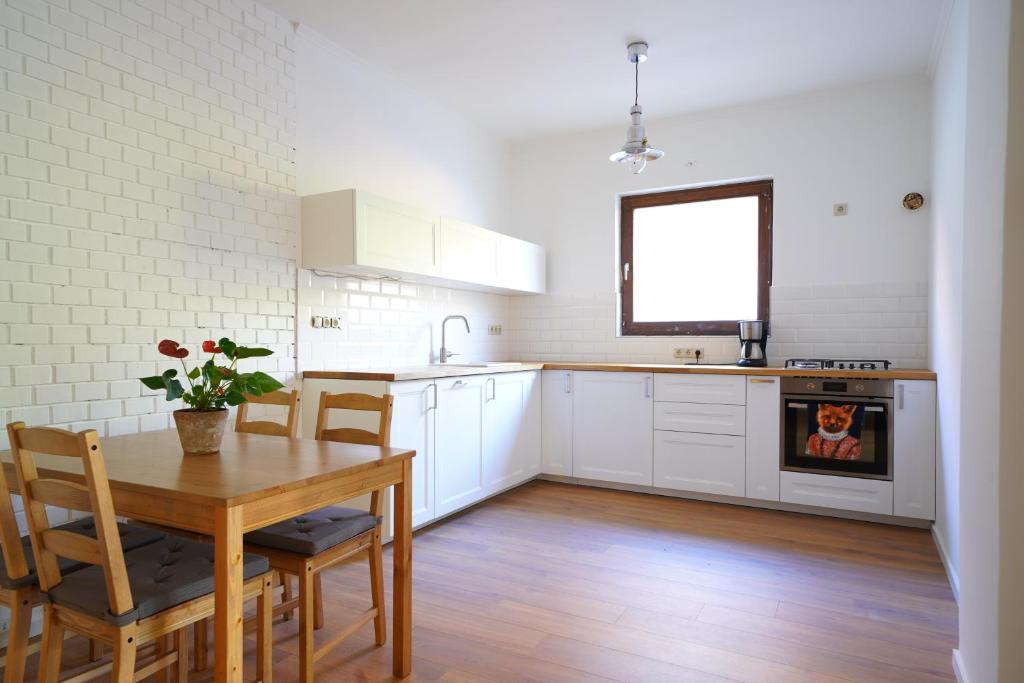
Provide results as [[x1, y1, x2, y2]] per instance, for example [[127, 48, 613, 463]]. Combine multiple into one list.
[[140, 337, 285, 455]]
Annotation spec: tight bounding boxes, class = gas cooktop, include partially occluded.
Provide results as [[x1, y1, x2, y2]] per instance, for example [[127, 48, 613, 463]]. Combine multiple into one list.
[[784, 358, 893, 371]]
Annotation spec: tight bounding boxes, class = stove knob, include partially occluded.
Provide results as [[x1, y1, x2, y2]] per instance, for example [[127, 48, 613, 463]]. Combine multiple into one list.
[[807, 382, 816, 390], [860, 363, 873, 370]]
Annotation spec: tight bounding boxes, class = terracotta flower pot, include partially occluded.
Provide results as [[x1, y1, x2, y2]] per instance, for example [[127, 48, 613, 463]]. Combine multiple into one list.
[[173, 408, 228, 455]]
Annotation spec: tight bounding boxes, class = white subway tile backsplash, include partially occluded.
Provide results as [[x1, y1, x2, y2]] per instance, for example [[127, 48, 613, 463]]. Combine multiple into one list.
[[504, 282, 928, 368]]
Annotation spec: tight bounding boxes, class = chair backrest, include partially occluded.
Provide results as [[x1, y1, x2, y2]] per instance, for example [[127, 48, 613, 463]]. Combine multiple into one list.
[[0, 443, 30, 584], [5, 422, 133, 616], [234, 389, 300, 437], [314, 392, 394, 447]]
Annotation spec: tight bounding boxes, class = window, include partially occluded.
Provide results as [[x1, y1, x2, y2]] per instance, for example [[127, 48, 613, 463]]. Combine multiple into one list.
[[619, 179, 773, 336]]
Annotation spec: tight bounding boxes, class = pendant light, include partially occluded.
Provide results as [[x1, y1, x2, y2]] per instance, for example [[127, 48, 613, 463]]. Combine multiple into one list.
[[609, 41, 664, 174]]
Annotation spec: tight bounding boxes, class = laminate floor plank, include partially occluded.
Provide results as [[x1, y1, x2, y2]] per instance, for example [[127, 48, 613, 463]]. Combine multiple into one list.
[[16, 480, 957, 682]]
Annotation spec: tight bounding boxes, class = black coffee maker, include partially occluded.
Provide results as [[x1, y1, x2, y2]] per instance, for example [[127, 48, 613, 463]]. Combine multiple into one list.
[[737, 320, 768, 367]]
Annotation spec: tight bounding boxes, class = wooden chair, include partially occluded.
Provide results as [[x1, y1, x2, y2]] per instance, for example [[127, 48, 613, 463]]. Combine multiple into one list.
[[243, 391, 393, 682], [193, 389, 301, 670], [234, 389, 300, 438], [6, 422, 276, 683]]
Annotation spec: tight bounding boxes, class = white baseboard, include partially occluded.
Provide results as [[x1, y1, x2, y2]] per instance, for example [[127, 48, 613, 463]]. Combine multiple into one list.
[[931, 524, 960, 601], [952, 649, 967, 683]]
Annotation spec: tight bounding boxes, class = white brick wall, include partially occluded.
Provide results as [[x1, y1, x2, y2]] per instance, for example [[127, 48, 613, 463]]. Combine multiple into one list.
[[0, 0, 299, 450], [506, 282, 929, 368]]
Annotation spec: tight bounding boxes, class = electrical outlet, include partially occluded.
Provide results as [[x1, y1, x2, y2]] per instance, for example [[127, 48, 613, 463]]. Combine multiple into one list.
[[312, 316, 342, 329], [488, 324, 502, 335], [673, 347, 704, 360], [833, 202, 849, 216]]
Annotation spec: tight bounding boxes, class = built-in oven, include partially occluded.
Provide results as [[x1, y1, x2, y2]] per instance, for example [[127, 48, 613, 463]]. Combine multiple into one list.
[[781, 377, 894, 480]]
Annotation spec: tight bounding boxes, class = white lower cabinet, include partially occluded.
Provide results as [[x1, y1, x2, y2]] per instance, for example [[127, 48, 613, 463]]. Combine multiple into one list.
[[780, 471, 894, 515], [541, 370, 574, 475], [572, 371, 653, 485], [434, 376, 486, 517], [483, 371, 541, 495], [388, 380, 436, 529], [654, 431, 746, 496], [893, 380, 936, 519], [745, 376, 781, 501]]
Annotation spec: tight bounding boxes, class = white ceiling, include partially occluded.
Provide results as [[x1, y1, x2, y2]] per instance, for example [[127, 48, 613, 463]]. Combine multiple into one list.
[[261, 0, 946, 140]]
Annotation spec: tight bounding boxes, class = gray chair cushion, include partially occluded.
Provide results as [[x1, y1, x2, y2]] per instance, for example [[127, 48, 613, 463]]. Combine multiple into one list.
[[245, 506, 380, 556], [0, 518, 166, 590], [46, 535, 270, 626]]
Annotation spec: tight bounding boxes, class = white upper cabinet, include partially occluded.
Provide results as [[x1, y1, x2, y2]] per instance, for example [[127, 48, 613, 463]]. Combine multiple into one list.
[[745, 376, 781, 501], [441, 216, 499, 286], [893, 380, 936, 519], [301, 189, 545, 295], [497, 234, 546, 294], [572, 371, 654, 486]]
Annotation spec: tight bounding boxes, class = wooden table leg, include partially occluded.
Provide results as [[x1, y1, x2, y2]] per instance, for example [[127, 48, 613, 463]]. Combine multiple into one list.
[[214, 505, 244, 682], [393, 460, 412, 677]]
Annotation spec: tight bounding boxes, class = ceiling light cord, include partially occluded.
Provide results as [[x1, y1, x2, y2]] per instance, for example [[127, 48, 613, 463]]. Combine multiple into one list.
[[634, 60, 639, 106]]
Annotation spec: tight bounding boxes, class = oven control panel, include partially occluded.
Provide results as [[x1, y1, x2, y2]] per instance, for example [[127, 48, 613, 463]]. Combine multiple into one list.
[[782, 377, 893, 398]]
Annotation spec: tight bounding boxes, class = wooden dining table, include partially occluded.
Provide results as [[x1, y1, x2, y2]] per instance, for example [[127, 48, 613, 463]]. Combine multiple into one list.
[[1, 428, 415, 681]]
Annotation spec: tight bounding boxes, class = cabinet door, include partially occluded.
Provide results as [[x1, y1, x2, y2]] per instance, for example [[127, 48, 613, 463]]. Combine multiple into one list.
[[483, 373, 526, 494], [355, 192, 441, 276], [541, 370, 573, 475], [745, 376, 781, 501], [654, 431, 746, 496], [781, 471, 893, 515], [521, 371, 542, 478], [387, 380, 436, 529], [441, 217, 499, 285], [434, 376, 485, 516], [894, 380, 936, 519], [572, 372, 653, 485], [497, 235, 546, 294]]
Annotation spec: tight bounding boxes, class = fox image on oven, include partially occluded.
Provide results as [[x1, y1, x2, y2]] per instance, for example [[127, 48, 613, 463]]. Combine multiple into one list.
[[806, 403, 862, 460]]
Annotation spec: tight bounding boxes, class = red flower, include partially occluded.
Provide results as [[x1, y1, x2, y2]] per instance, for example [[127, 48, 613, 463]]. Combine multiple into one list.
[[157, 339, 189, 359], [202, 340, 222, 354]]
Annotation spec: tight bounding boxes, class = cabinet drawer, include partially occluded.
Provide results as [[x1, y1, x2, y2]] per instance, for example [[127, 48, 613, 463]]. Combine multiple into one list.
[[654, 374, 746, 405], [654, 431, 746, 496], [654, 402, 745, 435], [780, 471, 893, 515]]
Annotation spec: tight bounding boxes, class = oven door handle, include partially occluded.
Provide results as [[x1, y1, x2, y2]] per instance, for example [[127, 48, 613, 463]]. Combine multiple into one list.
[[786, 402, 809, 409], [864, 406, 885, 412]]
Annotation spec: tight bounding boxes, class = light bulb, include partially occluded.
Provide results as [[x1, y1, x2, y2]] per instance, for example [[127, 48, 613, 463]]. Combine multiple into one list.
[[628, 154, 647, 175]]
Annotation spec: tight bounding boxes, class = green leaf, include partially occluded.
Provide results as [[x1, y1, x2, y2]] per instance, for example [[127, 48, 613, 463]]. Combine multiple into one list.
[[234, 346, 273, 359], [187, 366, 201, 380], [165, 379, 185, 402], [225, 390, 246, 406], [252, 371, 284, 393], [140, 376, 165, 390], [218, 338, 237, 359]]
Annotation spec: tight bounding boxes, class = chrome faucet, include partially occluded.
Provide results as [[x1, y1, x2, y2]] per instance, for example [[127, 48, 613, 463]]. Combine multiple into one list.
[[440, 315, 470, 363]]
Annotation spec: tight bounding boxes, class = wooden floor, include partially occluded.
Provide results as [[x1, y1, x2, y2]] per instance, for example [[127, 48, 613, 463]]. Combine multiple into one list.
[[23, 481, 957, 682]]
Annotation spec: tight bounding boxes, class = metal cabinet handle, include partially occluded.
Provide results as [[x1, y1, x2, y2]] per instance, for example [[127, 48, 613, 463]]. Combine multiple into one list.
[[750, 378, 776, 384], [486, 377, 496, 401], [898, 384, 905, 410], [644, 376, 652, 398], [427, 383, 437, 411], [453, 379, 465, 388], [564, 372, 572, 394]]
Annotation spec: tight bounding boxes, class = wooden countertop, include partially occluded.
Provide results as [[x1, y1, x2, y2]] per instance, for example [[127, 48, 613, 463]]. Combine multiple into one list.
[[303, 362, 936, 382]]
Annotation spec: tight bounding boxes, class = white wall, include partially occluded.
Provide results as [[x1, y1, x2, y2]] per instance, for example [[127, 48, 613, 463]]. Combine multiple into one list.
[[0, 0, 298, 450], [929, 0, 1021, 680], [293, 27, 513, 370], [929, 0, 967, 597], [507, 78, 932, 366]]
